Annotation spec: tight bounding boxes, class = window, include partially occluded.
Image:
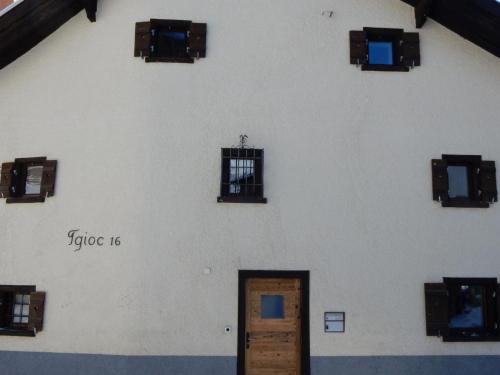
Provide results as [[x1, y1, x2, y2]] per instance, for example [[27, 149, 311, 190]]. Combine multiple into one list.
[[261, 295, 285, 319], [0, 157, 57, 203], [0, 286, 46, 337], [432, 155, 497, 208], [134, 19, 206, 63], [349, 27, 420, 71], [425, 278, 500, 342], [218, 137, 267, 204]]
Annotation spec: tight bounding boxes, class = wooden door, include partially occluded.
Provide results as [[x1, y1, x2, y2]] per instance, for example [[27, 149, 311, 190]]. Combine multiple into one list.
[[244, 278, 302, 375]]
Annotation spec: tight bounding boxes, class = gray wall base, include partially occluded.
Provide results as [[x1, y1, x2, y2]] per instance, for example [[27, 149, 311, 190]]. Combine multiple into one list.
[[1, 351, 500, 375]]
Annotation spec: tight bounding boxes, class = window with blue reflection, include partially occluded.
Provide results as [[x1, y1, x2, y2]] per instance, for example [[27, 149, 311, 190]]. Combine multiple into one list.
[[261, 295, 284, 319], [448, 165, 469, 198], [368, 41, 393, 65], [449, 285, 485, 329]]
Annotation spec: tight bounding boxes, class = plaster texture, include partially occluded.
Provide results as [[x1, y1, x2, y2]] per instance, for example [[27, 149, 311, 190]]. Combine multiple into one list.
[[0, 0, 499, 361]]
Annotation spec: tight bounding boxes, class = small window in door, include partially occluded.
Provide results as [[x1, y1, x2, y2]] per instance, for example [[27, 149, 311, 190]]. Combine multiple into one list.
[[261, 295, 285, 319]]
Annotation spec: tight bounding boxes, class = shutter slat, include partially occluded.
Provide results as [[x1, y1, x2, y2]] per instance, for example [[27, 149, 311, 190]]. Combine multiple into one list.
[[40, 160, 57, 198], [432, 159, 448, 202], [187, 23, 207, 58], [480, 161, 497, 203], [402, 32, 420, 67], [0, 162, 14, 199], [28, 292, 45, 332], [425, 283, 449, 337], [134, 22, 151, 58], [349, 31, 367, 65]]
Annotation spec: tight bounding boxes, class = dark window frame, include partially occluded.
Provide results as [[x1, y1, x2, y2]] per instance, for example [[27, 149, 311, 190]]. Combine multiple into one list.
[[0, 157, 57, 204], [425, 277, 500, 342], [432, 154, 497, 208], [0, 285, 37, 337], [134, 19, 207, 64], [443, 277, 498, 342], [350, 27, 421, 72], [217, 148, 267, 204]]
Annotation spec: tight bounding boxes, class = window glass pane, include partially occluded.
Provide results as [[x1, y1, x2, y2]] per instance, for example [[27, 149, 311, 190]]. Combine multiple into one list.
[[15, 294, 23, 304], [13, 305, 21, 315], [12, 316, 20, 323], [261, 295, 285, 319], [229, 159, 254, 194], [25, 165, 43, 195], [22, 305, 29, 316], [21, 317, 29, 324], [22, 295, 30, 304], [368, 41, 393, 65], [325, 321, 344, 332], [448, 165, 469, 198], [156, 29, 188, 58], [449, 285, 485, 329]]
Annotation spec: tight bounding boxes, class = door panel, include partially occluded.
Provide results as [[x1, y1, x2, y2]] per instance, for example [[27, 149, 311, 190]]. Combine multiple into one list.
[[245, 278, 301, 375]]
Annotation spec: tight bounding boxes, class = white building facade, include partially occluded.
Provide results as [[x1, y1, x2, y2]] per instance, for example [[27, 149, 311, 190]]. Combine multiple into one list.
[[0, 0, 499, 374]]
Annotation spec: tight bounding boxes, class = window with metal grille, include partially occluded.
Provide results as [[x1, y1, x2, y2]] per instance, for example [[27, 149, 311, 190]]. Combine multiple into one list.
[[218, 147, 267, 204], [0, 285, 45, 337]]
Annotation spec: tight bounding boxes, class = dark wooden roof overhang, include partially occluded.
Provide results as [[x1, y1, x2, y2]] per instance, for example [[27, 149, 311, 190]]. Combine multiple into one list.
[[0, 0, 98, 70], [400, 0, 500, 58]]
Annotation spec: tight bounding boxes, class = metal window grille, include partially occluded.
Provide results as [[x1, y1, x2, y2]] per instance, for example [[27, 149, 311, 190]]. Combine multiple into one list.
[[218, 148, 266, 203], [12, 294, 29, 324]]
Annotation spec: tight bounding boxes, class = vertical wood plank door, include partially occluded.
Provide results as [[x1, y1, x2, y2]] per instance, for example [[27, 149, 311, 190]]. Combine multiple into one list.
[[245, 278, 301, 375]]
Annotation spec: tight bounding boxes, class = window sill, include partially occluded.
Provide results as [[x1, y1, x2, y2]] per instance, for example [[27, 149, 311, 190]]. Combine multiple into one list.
[[443, 335, 500, 342], [6, 196, 45, 204], [0, 328, 35, 337], [441, 200, 490, 208], [361, 64, 409, 72], [145, 56, 194, 64], [217, 196, 267, 204]]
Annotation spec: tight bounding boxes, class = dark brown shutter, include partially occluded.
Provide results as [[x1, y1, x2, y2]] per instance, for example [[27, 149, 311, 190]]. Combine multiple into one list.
[[349, 31, 367, 65], [479, 161, 497, 203], [40, 160, 57, 198], [134, 22, 151, 58], [415, 0, 434, 28], [432, 159, 448, 202], [0, 162, 14, 199], [28, 292, 45, 332], [187, 23, 207, 58], [402, 32, 420, 67], [496, 285, 500, 336], [424, 283, 449, 337]]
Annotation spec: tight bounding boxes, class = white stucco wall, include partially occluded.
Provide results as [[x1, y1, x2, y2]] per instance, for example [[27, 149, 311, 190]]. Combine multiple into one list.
[[0, 0, 499, 357]]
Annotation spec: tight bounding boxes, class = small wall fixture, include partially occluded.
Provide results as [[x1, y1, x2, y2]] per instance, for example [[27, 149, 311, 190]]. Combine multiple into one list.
[[324, 312, 345, 333]]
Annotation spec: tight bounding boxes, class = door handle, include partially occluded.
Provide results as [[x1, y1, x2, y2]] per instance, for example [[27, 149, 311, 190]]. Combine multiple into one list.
[[246, 332, 250, 349]]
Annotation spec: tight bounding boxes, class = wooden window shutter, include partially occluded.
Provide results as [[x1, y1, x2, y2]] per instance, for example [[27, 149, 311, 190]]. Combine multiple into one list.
[[479, 161, 497, 203], [134, 22, 152, 58], [40, 160, 57, 198], [349, 31, 367, 65], [415, 0, 434, 28], [432, 159, 448, 202], [497, 285, 500, 336], [0, 162, 14, 199], [28, 292, 45, 332], [424, 283, 449, 337], [402, 32, 420, 67], [187, 23, 207, 59]]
